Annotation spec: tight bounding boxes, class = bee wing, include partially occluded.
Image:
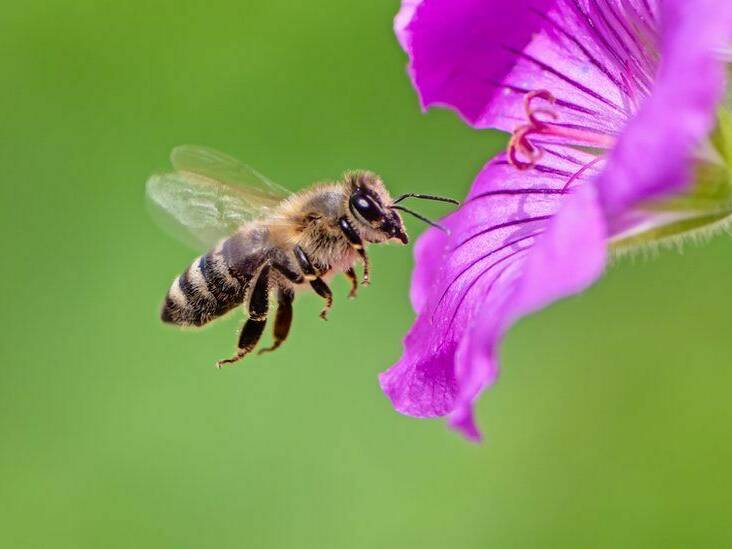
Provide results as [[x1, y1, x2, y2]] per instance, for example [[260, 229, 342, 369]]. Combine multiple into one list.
[[146, 145, 292, 251], [171, 145, 291, 204]]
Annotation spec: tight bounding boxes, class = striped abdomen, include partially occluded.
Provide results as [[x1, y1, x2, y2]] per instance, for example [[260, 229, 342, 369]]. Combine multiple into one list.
[[161, 249, 247, 327]]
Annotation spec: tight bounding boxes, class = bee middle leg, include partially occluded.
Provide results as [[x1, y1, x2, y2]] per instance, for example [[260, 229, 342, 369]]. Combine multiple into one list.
[[217, 265, 270, 367], [293, 245, 333, 320], [338, 217, 370, 285], [258, 287, 294, 355]]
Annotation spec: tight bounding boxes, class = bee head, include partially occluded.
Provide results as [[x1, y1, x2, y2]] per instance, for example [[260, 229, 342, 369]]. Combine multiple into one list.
[[346, 171, 409, 244]]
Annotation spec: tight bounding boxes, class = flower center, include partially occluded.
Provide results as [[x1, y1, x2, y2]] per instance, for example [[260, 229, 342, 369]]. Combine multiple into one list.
[[508, 90, 617, 170]]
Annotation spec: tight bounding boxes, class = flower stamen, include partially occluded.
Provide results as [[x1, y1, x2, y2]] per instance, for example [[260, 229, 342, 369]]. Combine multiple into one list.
[[508, 90, 616, 170]]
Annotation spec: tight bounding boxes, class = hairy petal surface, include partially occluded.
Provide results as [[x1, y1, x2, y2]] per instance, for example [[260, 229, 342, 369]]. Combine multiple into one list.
[[380, 148, 605, 439]]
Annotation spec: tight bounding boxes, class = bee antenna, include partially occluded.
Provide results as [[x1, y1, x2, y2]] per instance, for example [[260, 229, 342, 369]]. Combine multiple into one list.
[[390, 205, 450, 234], [393, 193, 460, 206]]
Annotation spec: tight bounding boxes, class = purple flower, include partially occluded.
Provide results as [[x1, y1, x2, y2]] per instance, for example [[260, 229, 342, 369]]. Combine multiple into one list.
[[381, 0, 732, 441]]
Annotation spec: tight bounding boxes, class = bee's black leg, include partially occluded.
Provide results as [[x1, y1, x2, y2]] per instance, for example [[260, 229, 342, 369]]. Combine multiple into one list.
[[217, 265, 270, 367], [293, 245, 333, 320], [310, 278, 333, 320], [338, 217, 370, 285], [258, 287, 294, 355], [272, 261, 304, 284], [344, 267, 358, 299]]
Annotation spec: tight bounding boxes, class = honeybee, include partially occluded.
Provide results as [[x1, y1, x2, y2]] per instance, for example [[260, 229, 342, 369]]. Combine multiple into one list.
[[147, 145, 457, 366]]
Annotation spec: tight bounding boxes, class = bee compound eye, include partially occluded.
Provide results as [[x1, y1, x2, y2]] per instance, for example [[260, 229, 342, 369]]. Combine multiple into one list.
[[350, 192, 382, 223]]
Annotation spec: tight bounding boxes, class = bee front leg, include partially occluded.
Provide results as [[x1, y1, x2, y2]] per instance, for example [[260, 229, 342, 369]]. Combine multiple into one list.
[[293, 245, 333, 320], [338, 217, 370, 285], [217, 265, 270, 367]]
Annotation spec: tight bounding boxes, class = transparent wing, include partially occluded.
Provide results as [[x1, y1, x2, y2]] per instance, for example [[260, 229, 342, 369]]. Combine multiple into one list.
[[171, 145, 290, 205], [146, 145, 291, 251]]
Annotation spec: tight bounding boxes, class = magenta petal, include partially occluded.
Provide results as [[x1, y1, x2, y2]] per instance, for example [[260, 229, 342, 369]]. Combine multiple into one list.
[[388, 0, 732, 442], [409, 225, 449, 314], [396, 0, 654, 133], [509, 184, 607, 315], [448, 184, 607, 439], [396, 0, 559, 128], [394, 0, 420, 51], [597, 0, 732, 217], [380, 148, 607, 437], [399, 0, 732, 143]]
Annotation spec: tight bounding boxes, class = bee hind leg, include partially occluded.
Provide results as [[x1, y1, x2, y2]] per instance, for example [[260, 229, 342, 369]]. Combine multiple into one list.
[[258, 287, 294, 355], [344, 267, 358, 299], [310, 278, 333, 320], [217, 265, 270, 367]]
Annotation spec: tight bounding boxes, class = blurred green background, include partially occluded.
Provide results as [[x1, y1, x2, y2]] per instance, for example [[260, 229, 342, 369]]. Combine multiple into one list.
[[2, 1, 732, 548]]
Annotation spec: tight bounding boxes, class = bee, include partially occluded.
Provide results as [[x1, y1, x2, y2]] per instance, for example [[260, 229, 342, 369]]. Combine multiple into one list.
[[147, 145, 457, 366]]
